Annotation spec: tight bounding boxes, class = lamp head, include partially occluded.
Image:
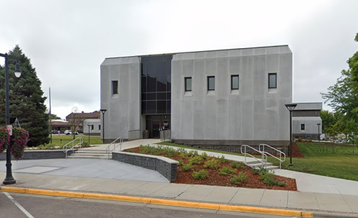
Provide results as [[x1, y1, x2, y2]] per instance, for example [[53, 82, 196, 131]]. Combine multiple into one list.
[[285, 103, 297, 111], [14, 62, 21, 78]]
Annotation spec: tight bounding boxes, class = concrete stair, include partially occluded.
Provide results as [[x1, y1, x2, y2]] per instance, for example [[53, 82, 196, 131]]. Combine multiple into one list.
[[68, 149, 110, 159], [245, 160, 279, 170]]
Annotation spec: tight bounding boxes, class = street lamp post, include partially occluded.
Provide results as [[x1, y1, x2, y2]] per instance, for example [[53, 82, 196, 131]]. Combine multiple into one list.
[[100, 109, 107, 143], [1, 52, 21, 185], [317, 123, 321, 141], [87, 124, 91, 145], [285, 103, 297, 167]]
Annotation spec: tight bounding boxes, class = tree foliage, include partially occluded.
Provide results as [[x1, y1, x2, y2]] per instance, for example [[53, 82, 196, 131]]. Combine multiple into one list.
[[322, 33, 358, 136], [0, 45, 49, 146]]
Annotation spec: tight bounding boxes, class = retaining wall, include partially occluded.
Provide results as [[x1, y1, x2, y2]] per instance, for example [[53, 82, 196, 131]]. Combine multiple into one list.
[[0, 150, 74, 160], [112, 151, 178, 182]]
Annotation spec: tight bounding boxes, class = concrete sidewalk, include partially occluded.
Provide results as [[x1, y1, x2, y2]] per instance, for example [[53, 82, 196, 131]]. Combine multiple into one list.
[[1, 139, 358, 217]]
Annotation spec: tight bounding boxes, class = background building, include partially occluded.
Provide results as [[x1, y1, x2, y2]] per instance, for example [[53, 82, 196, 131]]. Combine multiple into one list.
[[66, 111, 100, 133], [292, 102, 322, 140], [83, 119, 101, 135], [50, 119, 71, 133], [101, 45, 293, 151]]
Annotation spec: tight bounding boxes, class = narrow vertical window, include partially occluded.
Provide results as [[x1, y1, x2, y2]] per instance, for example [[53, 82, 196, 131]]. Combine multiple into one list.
[[268, 73, 277, 89], [301, 124, 305, 131], [91, 125, 94, 130], [185, 77, 192, 92], [99, 125, 101, 130], [112, 80, 118, 95], [208, 76, 215, 91], [231, 75, 239, 90]]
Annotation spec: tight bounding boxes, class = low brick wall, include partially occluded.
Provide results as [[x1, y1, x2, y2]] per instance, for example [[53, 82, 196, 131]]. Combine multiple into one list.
[[0, 150, 74, 160], [112, 151, 178, 182]]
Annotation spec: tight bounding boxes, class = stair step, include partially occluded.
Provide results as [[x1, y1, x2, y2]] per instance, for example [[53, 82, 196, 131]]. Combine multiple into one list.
[[68, 155, 110, 159], [247, 162, 273, 167]]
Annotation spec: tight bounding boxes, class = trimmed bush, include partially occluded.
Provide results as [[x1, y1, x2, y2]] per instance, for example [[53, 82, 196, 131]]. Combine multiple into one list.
[[192, 170, 208, 180], [230, 172, 248, 185], [183, 163, 194, 172], [231, 161, 246, 169], [219, 166, 237, 175], [189, 155, 203, 165], [203, 158, 221, 169]]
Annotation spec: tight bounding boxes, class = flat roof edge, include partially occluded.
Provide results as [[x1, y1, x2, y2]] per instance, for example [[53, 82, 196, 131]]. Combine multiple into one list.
[[104, 44, 290, 60]]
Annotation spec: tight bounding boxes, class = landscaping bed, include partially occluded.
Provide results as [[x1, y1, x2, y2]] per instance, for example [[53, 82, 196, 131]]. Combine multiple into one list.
[[126, 145, 297, 191]]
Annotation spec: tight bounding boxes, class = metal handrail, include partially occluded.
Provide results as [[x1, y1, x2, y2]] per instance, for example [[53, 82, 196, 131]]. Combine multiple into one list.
[[240, 144, 267, 167], [259, 144, 286, 169], [106, 137, 123, 159], [63, 137, 83, 158]]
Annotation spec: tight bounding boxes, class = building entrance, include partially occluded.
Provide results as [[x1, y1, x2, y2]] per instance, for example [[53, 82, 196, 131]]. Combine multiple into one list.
[[146, 115, 170, 138]]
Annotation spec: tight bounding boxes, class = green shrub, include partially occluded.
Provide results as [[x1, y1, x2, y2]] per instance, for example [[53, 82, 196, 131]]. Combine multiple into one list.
[[179, 152, 188, 158], [188, 150, 199, 156], [182, 163, 194, 172], [230, 172, 248, 185], [177, 159, 183, 166], [231, 161, 245, 169], [192, 170, 208, 180], [203, 158, 221, 169], [219, 166, 237, 175], [177, 148, 186, 153], [189, 155, 203, 165], [200, 152, 209, 160], [162, 146, 177, 157], [252, 166, 268, 175], [277, 181, 286, 187], [259, 171, 286, 186], [219, 155, 229, 163]]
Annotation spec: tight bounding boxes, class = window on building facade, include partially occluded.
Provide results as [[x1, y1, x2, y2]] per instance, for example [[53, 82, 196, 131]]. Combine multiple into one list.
[[112, 80, 118, 95], [99, 125, 101, 130], [268, 73, 277, 89], [141, 55, 172, 114], [185, 77, 192, 92], [208, 76, 215, 91], [91, 125, 94, 130], [231, 75, 239, 90], [301, 124, 305, 131]]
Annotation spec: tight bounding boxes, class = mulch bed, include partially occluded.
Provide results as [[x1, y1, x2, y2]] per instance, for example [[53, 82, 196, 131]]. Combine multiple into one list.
[[292, 142, 304, 158], [126, 147, 297, 191]]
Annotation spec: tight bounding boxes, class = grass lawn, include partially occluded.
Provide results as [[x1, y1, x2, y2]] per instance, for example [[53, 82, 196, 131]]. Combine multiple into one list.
[[272, 142, 358, 181], [158, 141, 358, 181]]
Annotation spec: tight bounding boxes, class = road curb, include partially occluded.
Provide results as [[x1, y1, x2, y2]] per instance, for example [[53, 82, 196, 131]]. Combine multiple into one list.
[[1, 186, 312, 217]]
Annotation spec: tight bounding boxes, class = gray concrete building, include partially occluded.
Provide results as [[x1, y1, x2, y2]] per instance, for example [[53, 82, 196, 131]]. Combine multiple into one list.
[[83, 119, 101, 135], [101, 45, 293, 150], [292, 102, 322, 140]]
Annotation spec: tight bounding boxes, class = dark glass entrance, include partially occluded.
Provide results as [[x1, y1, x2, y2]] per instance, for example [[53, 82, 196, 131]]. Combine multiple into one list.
[[146, 115, 170, 138]]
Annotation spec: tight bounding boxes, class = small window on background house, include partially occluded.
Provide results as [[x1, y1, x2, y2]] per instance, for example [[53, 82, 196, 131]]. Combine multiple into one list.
[[91, 125, 94, 130], [231, 75, 239, 90], [99, 125, 101, 130], [208, 76, 215, 91], [112, 80, 118, 95], [268, 73, 277, 89], [301, 124, 305, 131], [185, 77, 192, 92]]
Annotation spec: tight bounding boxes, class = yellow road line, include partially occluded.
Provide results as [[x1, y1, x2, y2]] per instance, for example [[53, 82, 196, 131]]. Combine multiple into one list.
[[1, 186, 313, 217]]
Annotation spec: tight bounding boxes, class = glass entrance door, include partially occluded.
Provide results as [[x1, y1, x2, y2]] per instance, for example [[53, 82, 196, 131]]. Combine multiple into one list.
[[146, 115, 170, 138]]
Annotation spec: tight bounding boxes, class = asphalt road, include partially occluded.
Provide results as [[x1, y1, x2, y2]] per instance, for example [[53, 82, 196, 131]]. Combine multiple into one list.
[[0, 192, 293, 218]]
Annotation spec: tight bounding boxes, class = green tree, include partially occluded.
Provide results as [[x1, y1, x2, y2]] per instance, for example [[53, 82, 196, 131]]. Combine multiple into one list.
[[320, 110, 338, 136], [322, 33, 358, 135], [0, 45, 49, 146], [49, 114, 61, 120]]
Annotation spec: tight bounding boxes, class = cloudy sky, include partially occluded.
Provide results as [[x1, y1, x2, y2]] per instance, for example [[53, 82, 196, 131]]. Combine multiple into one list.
[[1, 0, 357, 119]]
